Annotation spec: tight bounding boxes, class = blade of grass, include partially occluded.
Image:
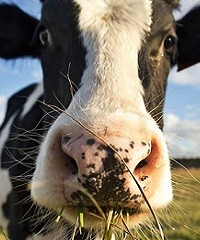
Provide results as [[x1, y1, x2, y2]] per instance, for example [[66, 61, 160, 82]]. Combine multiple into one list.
[[78, 205, 85, 235], [103, 209, 114, 240], [55, 208, 64, 223]]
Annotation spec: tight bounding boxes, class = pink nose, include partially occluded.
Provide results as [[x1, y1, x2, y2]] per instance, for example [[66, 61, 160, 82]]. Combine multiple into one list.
[[61, 133, 158, 207]]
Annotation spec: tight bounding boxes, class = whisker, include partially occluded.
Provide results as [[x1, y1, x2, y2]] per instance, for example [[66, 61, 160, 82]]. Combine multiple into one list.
[[120, 212, 138, 240]]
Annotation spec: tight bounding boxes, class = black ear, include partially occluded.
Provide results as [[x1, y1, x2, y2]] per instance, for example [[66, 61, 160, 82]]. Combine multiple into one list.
[[0, 3, 39, 59], [176, 6, 200, 71]]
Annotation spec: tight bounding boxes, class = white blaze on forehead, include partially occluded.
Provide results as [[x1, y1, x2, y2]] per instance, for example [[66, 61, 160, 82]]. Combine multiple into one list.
[[70, 0, 152, 113], [75, 0, 152, 42]]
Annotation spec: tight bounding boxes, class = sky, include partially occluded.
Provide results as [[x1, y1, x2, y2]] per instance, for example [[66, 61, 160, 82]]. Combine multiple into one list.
[[0, 0, 200, 159]]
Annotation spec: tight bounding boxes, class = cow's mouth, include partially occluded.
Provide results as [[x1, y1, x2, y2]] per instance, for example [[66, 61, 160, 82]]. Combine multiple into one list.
[[60, 204, 143, 231], [50, 204, 144, 240], [86, 206, 140, 216]]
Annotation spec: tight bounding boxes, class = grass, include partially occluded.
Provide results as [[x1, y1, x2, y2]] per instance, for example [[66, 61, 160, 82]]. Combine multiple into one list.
[[0, 228, 6, 240], [138, 168, 200, 240], [161, 168, 200, 240], [1, 168, 200, 240]]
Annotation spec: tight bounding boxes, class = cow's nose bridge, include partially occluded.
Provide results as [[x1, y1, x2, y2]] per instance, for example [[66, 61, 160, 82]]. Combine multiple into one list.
[[61, 133, 157, 205]]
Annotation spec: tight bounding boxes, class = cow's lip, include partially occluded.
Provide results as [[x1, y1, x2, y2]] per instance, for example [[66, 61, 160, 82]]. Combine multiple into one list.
[[86, 206, 140, 217], [63, 204, 141, 219]]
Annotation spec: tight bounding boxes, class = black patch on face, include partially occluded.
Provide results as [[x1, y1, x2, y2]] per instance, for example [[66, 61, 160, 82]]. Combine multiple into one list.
[[86, 138, 96, 146], [138, 1, 177, 130], [39, 0, 86, 124]]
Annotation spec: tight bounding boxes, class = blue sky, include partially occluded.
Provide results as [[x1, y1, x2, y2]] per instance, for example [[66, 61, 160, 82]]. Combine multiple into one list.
[[0, 0, 200, 158]]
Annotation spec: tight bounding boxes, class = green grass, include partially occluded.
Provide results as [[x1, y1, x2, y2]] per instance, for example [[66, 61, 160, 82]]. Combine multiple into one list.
[[0, 231, 6, 240], [161, 168, 200, 240], [1, 169, 200, 240], [138, 168, 200, 240]]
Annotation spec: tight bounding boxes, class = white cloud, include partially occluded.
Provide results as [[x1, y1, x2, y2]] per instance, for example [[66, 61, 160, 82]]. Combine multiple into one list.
[[169, 65, 200, 87], [164, 113, 200, 158], [184, 105, 200, 120], [164, 113, 179, 129], [0, 96, 6, 108]]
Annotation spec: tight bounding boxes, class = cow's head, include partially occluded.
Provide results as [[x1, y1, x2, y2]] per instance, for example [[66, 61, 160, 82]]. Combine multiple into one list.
[[0, 0, 199, 236], [31, 0, 175, 229]]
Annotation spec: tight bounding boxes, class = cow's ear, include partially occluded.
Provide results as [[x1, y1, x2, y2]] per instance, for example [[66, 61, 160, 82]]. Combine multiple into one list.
[[0, 4, 39, 59], [176, 6, 200, 71]]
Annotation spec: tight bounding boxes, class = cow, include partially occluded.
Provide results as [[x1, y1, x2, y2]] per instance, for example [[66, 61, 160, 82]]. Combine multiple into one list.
[[0, 83, 44, 239], [0, 0, 200, 239]]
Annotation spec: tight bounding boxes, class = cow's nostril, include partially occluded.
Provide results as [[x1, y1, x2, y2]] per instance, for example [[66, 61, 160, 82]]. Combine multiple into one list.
[[66, 156, 78, 175], [134, 159, 148, 171], [133, 139, 161, 178]]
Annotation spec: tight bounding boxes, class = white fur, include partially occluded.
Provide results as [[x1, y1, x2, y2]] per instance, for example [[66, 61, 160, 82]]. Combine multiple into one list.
[[68, 0, 152, 115], [0, 169, 12, 228], [0, 113, 17, 158], [21, 82, 43, 119], [0, 113, 16, 228]]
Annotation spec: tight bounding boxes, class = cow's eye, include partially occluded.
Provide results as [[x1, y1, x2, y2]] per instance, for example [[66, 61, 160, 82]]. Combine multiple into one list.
[[39, 28, 50, 46], [164, 35, 176, 51]]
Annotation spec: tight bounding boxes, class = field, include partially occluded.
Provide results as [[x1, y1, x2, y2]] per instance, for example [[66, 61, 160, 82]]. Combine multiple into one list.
[[137, 168, 200, 240], [162, 168, 200, 240], [1, 168, 200, 240]]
